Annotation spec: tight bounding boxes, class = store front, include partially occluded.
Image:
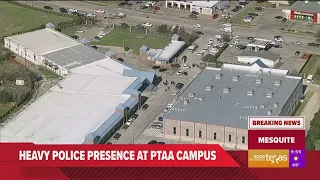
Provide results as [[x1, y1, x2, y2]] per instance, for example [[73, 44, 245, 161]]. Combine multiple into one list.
[[290, 11, 318, 23]]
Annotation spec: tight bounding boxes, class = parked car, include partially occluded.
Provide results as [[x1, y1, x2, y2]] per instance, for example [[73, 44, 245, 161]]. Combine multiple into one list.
[[152, 65, 160, 69], [197, 51, 204, 57], [281, 18, 287, 22], [212, 13, 219, 19], [275, 16, 283, 19], [122, 124, 129, 130], [231, 8, 239, 12], [69, 9, 78, 13], [248, 13, 258, 17], [171, 64, 180, 68], [175, 83, 184, 89], [127, 3, 133, 7], [87, 13, 96, 17], [148, 140, 158, 144], [255, 6, 266, 11], [132, 114, 139, 120], [157, 142, 166, 144], [70, 35, 79, 39], [142, 22, 153, 27], [273, 44, 282, 48], [193, 24, 202, 28], [175, 70, 184, 76], [44, 6, 53, 10], [117, 58, 124, 62], [295, 51, 300, 56], [189, 14, 197, 18], [90, 45, 98, 49], [142, 104, 149, 110], [94, 9, 105, 13], [140, 5, 149, 10], [292, 41, 302, 45], [106, 142, 112, 144], [76, 29, 85, 33], [119, 2, 127, 6], [247, 37, 255, 41], [274, 37, 284, 42], [158, 117, 163, 121], [308, 42, 320, 47], [150, 124, 162, 129], [210, 48, 218, 53], [195, 31, 204, 35], [114, 133, 121, 140], [126, 118, 133, 125], [243, 16, 253, 22], [78, 11, 87, 16], [191, 11, 199, 15], [59, 8, 68, 13], [93, 36, 101, 41], [172, 91, 177, 96]]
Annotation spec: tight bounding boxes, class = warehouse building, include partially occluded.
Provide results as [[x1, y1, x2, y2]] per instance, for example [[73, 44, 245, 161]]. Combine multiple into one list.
[[283, 1, 320, 23], [165, 1, 229, 15], [163, 63, 302, 149], [1, 26, 155, 144], [237, 50, 281, 68], [139, 34, 187, 65]]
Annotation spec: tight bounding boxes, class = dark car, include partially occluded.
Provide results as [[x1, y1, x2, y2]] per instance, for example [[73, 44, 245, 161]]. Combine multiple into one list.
[[59, 8, 68, 13], [235, 6, 242, 10], [44, 6, 53, 10], [273, 35, 283, 39], [175, 83, 184, 89], [114, 133, 121, 140], [295, 51, 300, 56], [212, 13, 219, 19], [236, 44, 247, 50], [183, 71, 188, 76], [119, 2, 127, 6], [122, 124, 129, 130], [152, 66, 160, 69], [132, 114, 139, 120], [127, 3, 133, 7], [247, 37, 255, 41], [189, 14, 197, 18], [281, 18, 287, 22], [191, 11, 199, 15], [158, 117, 163, 121], [70, 35, 79, 39], [248, 13, 258, 17], [195, 31, 204, 35], [231, 9, 239, 12], [140, 5, 148, 9], [94, 36, 101, 41], [71, 12, 78, 16], [308, 42, 320, 47], [142, 104, 149, 110], [157, 142, 166, 144], [153, 6, 160, 10], [106, 142, 112, 144], [148, 140, 158, 144], [273, 44, 282, 48], [117, 58, 124, 62], [90, 45, 98, 49], [275, 16, 283, 19]]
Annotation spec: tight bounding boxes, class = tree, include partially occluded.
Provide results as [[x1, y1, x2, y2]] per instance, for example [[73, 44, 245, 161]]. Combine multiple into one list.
[[0, 90, 13, 104], [306, 109, 320, 150], [157, 24, 168, 33]]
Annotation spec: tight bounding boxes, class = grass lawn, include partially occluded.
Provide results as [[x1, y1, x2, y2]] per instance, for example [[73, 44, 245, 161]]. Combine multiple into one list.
[[86, 1, 120, 6], [61, 25, 83, 36], [0, 1, 73, 38], [92, 28, 171, 55], [0, 104, 13, 119], [294, 91, 314, 116], [299, 54, 320, 84], [225, 2, 271, 26], [38, 66, 60, 79]]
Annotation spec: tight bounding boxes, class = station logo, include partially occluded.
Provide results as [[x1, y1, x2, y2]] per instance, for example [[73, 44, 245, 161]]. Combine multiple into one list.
[[248, 150, 289, 168]]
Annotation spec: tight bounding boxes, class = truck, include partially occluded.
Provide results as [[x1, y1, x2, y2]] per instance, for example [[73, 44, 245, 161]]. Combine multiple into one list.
[[306, 75, 313, 83]]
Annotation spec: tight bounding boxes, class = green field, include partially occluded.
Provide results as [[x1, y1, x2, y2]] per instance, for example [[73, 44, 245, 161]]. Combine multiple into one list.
[[92, 28, 171, 55], [61, 25, 83, 36], [225, 2, 272, 26], [0, 1, 73, 37], [0, 104, 13, 119], [299, 54, 320, 84], [86, 1, 120, 6]]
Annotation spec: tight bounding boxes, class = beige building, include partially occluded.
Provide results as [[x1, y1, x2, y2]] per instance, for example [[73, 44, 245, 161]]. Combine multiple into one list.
[[163, 63, 303, 149]]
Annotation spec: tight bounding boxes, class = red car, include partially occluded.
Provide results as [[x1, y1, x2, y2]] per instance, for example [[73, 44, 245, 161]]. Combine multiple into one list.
[[212, 13, 219, 19], [153, 6, 160, 10]]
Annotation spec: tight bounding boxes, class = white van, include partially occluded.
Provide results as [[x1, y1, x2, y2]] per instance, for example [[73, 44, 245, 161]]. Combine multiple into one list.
[[166, 104, 173, 109], [306, 75, 313, 83]]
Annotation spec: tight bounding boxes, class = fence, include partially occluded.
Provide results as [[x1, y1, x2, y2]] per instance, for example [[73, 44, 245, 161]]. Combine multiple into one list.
[[113, 25, 174, 38]]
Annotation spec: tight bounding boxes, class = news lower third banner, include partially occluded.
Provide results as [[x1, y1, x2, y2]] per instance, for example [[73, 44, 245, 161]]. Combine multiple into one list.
[[0, 144, 240, 167], [247, 116, 305, 168]]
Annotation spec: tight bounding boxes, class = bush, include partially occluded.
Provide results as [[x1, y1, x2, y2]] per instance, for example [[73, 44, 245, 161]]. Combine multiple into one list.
[[124, 46, 130, 51], [157, 24, 169, 33], [159, 68, 167, 72], [120, 23, 129, 29], [0, 90, 13, 104]]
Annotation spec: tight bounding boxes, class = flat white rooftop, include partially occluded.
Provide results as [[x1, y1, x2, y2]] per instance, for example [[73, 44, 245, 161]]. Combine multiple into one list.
[[5, 28, 79, 54], [153, 40, 186, 61], [0, 59, 138, 144], [248, 38, 272, 48]]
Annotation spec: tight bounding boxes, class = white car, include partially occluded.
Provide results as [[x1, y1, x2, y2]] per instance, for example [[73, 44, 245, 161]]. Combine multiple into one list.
[[274, 37, 284, 42], [215, 35, 222, 39], [223, 23, 232, 27], [97, 31, 105, 36], [94, 9, 105, 13], [126, 119, 133, 126], [221, 14, 230, 19], [231, 35, 239, 39], [175, 70, 184, 76], [207, 43, 212, 47], [209, 39, 214, 43], [193, 24, 202, 28], [142, 23, 153, 27], [87, 13, 96, 17], [76, 30, 85, 33], [293, 41, 302, 45], [172, 91, 177, 96], [197, 51, 204, 57], [243, 17, 253, 22], [183, 64, 191, 69], [210, 48, 219, 53], [69, 9, 78, 13]]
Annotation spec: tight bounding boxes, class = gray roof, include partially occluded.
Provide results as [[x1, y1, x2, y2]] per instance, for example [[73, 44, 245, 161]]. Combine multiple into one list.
[[239, 50, 280, 61], [43, 44, 107, 70], [46, 22, 55, 29], [105, 50, 117, 57], [79, 38, 90, 45], [171, 34, 181, 41], [290, 1, 320, 13], [165, 64, 302, 129], [140, 45, 149, 52], [252, 59, 268, 68]]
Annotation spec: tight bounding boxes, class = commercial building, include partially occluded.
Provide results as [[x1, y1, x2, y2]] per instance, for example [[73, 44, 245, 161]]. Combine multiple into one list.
[[247, 38, 273, 50], [283, 1, 320, 23], [1, 25, 155, 144], [237, 50, 281, 68], [139, 34, 187, 65], [165, 1, 229, 15], [163, 63, 302, 149]]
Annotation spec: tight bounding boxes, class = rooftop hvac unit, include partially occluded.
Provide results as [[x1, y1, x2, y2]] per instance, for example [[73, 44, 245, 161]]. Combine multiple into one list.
[[266, 92, 273, 98], [246, 90, 254, 96], [205, 86, 212, 91], [266, 110, 272, 116], [184, 99, 189, 105], [198, 97, 203, 101], [188, 92, 195, 97], [260, 104, 265, 108], [223, 87, 230, 94], [274, 80, 281, 86], [273, 102, 279, 108], [255, 78, 262, 84], [232, 75, 240, 81], [215, 74, 222, 79]]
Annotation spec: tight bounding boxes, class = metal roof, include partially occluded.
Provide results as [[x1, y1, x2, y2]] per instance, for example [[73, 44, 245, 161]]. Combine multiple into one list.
[[153, 40, 186, 61], [290, 1, 320, 13], [43, 44, 107, 70], [238, 50, 280, 61], [165, 64, 302, 129]]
